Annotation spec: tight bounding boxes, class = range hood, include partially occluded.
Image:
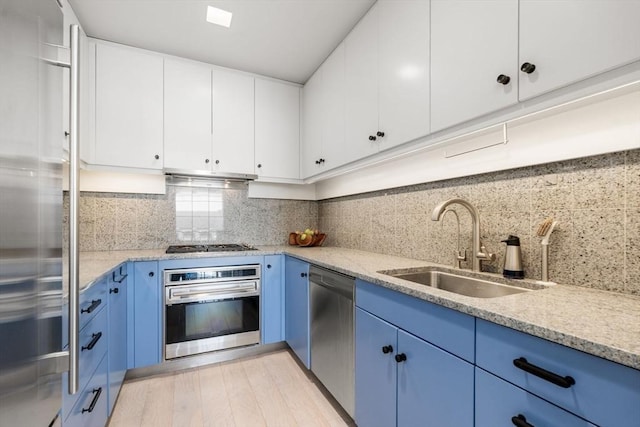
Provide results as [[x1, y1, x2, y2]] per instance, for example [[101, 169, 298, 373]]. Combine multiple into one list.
[[164, 168, 258, 188], [164, 168, 258, 181]]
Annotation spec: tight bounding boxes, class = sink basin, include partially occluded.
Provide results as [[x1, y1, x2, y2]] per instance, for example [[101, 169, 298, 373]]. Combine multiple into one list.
[[380, 268, 530, 298]]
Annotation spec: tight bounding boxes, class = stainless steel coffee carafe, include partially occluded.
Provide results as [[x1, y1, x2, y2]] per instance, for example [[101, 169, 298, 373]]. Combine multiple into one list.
[[502, 235, 524, 279]]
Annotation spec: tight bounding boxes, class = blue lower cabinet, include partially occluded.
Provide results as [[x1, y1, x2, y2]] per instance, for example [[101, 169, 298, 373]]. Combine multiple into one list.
[[476, 319, 640, 426], [262, 255, 284, 344], [131, 261, 161, 368], [397, 330, 473, 427], [107, 263, 128, 415], [398, 330, 474, 427], [475, 368, 596, 427], [284, 257, 310, 368], [355, 308, 397, 427], [355, 308, 474, 427], [64, 356, 109, 427]]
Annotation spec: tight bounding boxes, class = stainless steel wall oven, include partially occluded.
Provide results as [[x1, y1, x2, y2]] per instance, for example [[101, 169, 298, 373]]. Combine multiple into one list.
[[163, 264, 261, 360]]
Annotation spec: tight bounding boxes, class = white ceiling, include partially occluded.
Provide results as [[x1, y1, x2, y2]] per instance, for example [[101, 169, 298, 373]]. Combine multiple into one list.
[[68, 0, 376, 84]]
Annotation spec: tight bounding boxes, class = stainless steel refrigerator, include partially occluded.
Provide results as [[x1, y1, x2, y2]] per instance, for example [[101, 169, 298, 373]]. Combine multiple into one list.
[[0, 0, 68, 425]]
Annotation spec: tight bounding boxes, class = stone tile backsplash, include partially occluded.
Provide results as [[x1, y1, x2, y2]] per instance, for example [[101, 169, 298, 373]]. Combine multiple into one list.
[[69, 185, 317, 251], [318, 149, 640, 296], [70, 149, 639, 296]]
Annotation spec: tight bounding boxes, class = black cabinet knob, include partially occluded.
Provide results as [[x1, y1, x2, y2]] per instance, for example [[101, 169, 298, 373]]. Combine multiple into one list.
[[319, 158, 325, 164], [395, 353, 407, 363], [315, 159, 321, 165], [64, 131, 70, 137], [511, 414, 534, 427], [497, 74, 511, 85], [369, 135, 377, 141], [149, 271, 155, 277], [154, 154, 160, 160], [205, 159, 210, 164], [376, 131, 385, 137], [267, 264, 272, 269], [300, 272, 307, 278], [520, 62, 536, 74], [381, 345, 393, 354], [257, 164, 262, 168], [109, 287, 119, 294], [215, 159, 220, 165]]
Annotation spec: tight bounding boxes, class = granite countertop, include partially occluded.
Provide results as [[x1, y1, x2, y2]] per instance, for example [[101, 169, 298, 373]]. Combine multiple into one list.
[[76, 246, 640, 370]]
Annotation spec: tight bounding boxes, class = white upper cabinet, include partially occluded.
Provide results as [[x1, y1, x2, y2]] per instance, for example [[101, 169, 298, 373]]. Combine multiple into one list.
[[518, 0, 640, 100], [163, 58, 212, 171], [164, 61, 255, 175], [320, 42, 347, 170], [431, 0, 640, 132], [94, 43, 163, 170], [301, 42, 346, 179], [301, 67, 324, 178], [431, 0, 518, 132], [255, 79, 300, 180], [345, 0, 430, 162], [345, 4, 380, 164], [212, 69, 255, 175], [377, 0, 430, 149]]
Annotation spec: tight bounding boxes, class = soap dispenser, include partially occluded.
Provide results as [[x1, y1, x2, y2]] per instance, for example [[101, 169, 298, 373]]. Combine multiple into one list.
[[502, 235, 524, 279]]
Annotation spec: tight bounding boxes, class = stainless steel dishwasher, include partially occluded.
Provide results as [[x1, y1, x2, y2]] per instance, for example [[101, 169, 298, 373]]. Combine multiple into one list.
[[309, 265, 355, 418]]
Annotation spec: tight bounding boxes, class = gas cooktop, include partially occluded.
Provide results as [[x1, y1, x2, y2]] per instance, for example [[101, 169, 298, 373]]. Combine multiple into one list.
[[165, 244, 258, 254]]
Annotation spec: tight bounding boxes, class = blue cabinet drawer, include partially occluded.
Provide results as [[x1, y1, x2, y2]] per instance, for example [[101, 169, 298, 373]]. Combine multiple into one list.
[[79, 278, 108, 331], [476, 319, 640, 426], [63, 355, 108, 427], [476, 368, 595, 427], [63, 306, 108, 416], [355, 280, 475, 362]]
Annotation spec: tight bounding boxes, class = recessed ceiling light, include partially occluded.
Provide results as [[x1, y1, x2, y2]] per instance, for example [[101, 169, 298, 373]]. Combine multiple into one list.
[[206, 6, 232, 28]]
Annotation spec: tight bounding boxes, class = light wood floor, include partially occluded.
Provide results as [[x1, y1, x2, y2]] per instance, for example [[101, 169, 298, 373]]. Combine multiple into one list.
[[108, 350, 352, 427]]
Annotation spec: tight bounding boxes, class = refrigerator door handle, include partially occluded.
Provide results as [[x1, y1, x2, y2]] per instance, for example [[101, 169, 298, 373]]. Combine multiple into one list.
[[68, 23, 81, 395], [38, 352, 70, 376]]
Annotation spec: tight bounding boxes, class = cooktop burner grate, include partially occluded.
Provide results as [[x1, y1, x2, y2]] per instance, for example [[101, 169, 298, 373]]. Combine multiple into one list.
[[165, 244, 258, 254]]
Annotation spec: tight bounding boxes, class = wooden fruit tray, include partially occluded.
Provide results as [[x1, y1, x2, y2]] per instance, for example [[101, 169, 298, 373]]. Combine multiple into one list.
[[288, 232, 326, 247]]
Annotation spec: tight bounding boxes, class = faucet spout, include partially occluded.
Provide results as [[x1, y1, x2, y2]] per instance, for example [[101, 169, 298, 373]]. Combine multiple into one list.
[[431, 198, 493, 272]]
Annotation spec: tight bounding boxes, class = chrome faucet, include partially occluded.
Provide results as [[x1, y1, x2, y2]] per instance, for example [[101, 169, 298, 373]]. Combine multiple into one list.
[[431, 198, 495, 272], [441, 208, 467, 269]]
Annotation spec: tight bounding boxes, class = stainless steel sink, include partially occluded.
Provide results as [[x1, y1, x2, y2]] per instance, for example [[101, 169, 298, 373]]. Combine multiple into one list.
[[380, 268, 531, 298]]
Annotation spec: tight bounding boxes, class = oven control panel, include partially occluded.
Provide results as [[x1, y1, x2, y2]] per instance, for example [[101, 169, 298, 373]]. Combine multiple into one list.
[[164, 264, 261, 286]]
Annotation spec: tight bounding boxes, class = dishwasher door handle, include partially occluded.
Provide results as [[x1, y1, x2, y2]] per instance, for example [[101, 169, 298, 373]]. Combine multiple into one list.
[[310, 271, 354, 300]]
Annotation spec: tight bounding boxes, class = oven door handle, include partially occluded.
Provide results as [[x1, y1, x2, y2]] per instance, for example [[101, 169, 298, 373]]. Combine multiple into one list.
[[167, 282, 259, 303]]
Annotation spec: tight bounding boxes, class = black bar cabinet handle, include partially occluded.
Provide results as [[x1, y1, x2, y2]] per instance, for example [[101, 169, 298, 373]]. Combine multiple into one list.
[[81, 387, 102, 414], [81, 332, 103, 351], [112, 271, 128, 283], [512, 414, 534, 427], [80, 299, 101, 314], [513, 357, 575, 388]]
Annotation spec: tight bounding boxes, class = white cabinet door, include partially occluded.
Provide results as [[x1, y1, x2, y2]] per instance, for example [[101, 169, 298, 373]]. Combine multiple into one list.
[[377, 0, 430, 150], [301, 42, 346, 179], [322, 42, 347, 171], [519, 0, 640, 100], [430, 0, 518, 132], [212, 69, 255, 175], [345, 3, 379, 164], [95, 43, 163, 169], [255, 79, 300, 180], [163, 59, 212, 171], [301, 68, 324, 179]]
